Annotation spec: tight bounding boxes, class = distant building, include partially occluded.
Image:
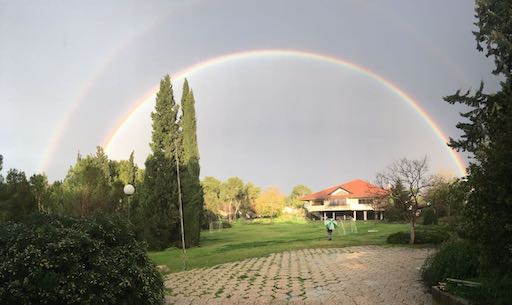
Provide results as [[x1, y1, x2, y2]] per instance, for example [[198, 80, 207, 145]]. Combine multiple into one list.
[[300, 179, 388, 220]]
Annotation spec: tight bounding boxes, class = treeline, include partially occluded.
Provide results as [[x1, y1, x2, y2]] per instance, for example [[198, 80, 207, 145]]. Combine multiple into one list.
[[0, 75, 203, 251], [0, 148, 139, 221], [201, 176, 311, 223]]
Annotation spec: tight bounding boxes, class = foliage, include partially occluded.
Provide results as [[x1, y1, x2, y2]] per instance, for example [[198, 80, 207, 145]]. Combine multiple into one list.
[[421, 207, 438, 225], [201, 177, 260, 221], [29, 174, 49, 212], [202, 176, 223, 215], [141, 152, 180, 250], [0, 213, 164, 305], [386, 226, 449, 244], [222, 177, 245, 221], [377, 157, 431, 244], [286, 184, 312, 209], [61, 147, 123, 217], [385, 179, 410, 222], [444, 0, 512, 274], [421, 239, 481, 287], [424, 175, 466, 220], [142, 75, 182, 250], [0, 169, 37, 223], [150, 75, 180, 157], [254, 187, 285, 217], [180, 80, 204, 247], [117, 151, 138, 185]]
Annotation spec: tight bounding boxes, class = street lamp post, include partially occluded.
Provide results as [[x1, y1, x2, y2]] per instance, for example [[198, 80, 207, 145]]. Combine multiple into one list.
[[123, 184, 135, 219]]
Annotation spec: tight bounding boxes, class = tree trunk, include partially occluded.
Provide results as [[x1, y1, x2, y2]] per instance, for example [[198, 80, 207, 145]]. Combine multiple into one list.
[[410, 210, 416, 244], [228, 202, 231, 222]]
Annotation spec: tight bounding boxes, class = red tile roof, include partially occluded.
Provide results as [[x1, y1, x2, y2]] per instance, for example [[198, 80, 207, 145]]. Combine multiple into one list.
[[300, 179, 388, 201]]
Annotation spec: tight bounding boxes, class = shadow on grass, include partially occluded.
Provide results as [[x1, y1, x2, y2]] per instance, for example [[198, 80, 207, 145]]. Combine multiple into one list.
[[216, 238, 314, 252]]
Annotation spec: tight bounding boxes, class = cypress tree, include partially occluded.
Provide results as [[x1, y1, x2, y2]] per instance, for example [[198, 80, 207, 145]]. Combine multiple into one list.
[[180, 79, 204, 247], [142, 75, 181, 249]]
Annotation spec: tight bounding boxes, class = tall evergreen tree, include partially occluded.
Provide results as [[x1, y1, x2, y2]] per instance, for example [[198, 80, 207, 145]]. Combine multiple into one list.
[[142, 75, 181, 249], [180, 79, 204, 247], [444, 0, 512, 274]]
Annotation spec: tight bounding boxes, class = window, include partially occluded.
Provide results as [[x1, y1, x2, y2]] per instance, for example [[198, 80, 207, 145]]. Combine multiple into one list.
[[359, 198, 373, 205], [329, 199, 346, 206]]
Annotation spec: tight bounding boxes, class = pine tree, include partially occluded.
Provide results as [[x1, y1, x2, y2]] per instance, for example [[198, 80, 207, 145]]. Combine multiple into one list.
[[445, 0, 512, 273], [142, 75, 181, 249], [180, 79, 204, 247]]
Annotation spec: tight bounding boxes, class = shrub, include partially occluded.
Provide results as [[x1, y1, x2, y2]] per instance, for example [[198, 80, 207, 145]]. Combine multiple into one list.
[[421, 239, 481, 287], [383, 206, 408, 222], [386, 227, 449, 244], [0, 213, 164, 305], [422, 207, 438, 225], [386, 231, 410, 244]]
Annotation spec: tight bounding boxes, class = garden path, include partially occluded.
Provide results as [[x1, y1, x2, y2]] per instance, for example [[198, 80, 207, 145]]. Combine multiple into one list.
[[165, 245, 432, 305]]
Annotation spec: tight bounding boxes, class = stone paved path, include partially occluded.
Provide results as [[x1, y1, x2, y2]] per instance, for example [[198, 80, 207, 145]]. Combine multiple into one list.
[[165, 246, 433, 305]]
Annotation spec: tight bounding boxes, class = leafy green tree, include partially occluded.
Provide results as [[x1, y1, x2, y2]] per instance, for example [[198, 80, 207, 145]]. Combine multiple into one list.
[[222, 177, 245, 221], [385, 179, 410, 222], [0, 169, 37, 222], [424, 176, 466, 220], [118, 151, 138, 185], [254, 187, 285, 218], [444, 0, 512, 274], [63, 156, 115, 217], [45, 181, 67, 215], [286, 184, 312, 208], [180, 80, 203, 247], [242, 182, 260, 217], [202, 176, 223, 215], [142, 75, 181, 249], [29, 173, 49, 212]]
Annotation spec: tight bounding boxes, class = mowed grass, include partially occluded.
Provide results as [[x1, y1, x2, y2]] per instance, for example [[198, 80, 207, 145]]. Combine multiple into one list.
[[149, 219, 409, 273]]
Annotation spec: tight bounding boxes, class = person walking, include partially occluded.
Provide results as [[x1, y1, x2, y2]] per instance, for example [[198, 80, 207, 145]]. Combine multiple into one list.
[[325, 218, 338, 240]]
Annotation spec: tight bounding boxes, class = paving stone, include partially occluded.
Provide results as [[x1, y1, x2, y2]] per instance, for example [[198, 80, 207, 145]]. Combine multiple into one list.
[[164, 246, 433, 304]]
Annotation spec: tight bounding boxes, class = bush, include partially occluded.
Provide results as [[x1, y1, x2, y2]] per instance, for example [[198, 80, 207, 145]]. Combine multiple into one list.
[[422, 207, 438, 225], [421, 239, 481, 287], [0, 213, 164, 305], [387, 227, 449, 244], [383, 207, 408, 222], [386, 231, 410, 244]]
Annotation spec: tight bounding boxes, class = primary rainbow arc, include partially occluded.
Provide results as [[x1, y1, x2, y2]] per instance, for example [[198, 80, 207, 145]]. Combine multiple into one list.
[[100, 49, 466, 176]]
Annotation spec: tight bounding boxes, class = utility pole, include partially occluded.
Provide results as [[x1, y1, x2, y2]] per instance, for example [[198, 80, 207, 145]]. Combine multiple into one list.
[[174, 145, 187, 270]]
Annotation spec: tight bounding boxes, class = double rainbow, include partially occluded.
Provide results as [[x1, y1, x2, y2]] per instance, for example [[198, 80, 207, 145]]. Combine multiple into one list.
[[48, 49, 469, 176]]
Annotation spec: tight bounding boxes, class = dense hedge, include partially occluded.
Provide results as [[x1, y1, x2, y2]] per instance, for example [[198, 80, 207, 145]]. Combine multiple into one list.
[[0, 213, 164, 305], [421, 239, 481, 287], [422, 207, 438, 225], [386, 227, 449, 244]]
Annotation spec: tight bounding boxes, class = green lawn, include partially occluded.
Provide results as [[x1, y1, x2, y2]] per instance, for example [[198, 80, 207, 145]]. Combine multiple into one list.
[[149, 219, 410, 273]]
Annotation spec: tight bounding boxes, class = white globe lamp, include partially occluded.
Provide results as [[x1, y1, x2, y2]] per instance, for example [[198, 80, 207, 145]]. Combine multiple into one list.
[[124, 184, 135, 196]]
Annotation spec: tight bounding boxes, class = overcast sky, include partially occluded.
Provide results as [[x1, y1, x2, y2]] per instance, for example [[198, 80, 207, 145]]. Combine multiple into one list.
[[0, 0, 501, 193]]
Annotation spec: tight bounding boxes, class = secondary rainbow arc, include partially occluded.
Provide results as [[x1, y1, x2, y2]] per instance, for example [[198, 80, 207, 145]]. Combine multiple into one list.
[[103, 49, 467, 176]]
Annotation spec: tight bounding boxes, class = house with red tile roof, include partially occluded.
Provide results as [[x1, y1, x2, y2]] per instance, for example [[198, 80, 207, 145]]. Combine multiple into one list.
[[300, 179, 388, 220]]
